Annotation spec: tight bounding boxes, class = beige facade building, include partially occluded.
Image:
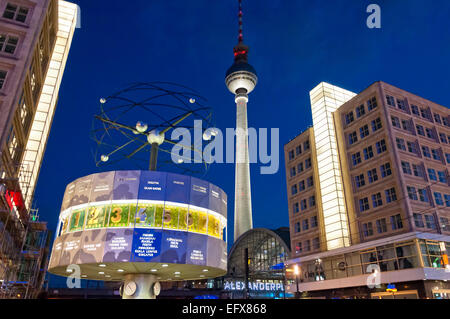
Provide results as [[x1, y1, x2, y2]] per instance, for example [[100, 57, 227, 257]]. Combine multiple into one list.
[[0, 0, 77, 298], [284, 81, 450, 299]]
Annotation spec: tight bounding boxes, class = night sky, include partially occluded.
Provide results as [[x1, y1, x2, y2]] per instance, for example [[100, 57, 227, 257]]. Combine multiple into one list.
[[34, 0, 450, 264]]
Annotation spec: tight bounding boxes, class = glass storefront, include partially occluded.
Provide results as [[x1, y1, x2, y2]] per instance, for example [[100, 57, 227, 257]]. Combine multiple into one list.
[[297, 239, 449, 283]]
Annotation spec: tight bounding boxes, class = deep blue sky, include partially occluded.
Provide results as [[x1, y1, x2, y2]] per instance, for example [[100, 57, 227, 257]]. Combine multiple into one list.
[[35, 0, 450, 249]]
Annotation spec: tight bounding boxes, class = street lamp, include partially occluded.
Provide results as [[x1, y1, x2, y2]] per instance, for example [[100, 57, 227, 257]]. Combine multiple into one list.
[[293, 264, 300, 299]]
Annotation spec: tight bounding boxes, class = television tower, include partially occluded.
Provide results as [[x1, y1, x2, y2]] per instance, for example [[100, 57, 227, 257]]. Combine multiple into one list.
[[225, 0, 258, 241]]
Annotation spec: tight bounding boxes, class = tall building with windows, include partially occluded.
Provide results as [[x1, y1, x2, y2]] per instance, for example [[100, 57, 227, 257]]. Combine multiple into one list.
[[0, 0, 77, 298], [284, 81, 450, 299]]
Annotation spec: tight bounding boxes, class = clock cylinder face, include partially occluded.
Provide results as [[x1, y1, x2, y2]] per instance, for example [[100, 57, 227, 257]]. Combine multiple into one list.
[[125, 281, 137, 296], [153, 282, 161, 296]]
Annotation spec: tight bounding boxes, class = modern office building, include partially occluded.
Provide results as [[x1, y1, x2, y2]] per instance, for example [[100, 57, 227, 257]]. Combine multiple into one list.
[[0, 0, 77, 298], [284, 81, 450, 299]]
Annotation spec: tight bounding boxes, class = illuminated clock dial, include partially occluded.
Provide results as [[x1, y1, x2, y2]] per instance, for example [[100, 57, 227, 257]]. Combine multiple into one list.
[[152, 282, 161, 296], [124, 281, 137, 296]]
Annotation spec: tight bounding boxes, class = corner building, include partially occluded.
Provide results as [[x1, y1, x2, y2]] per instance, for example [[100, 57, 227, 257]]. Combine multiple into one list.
[[0, 0, 77, 298], [285, 81, 450, 299]]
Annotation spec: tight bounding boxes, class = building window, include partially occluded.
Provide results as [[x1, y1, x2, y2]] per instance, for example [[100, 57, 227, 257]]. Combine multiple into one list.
[[407, 141, 417, 154], [396, 138, 406, 151], [446, 153, 450, 164], [424, 215, 436, 230], [422, 146, 431, 158], [288, 150, 294, 160], [368, 168, 378, 183], [296, 145, 302, 155], [416, 125, 425, 136], [434, 113, 442, 124], [356, 105, 365, 118], [439, 133, 448, 144], [412, 164, 424, 178], [304, 140, 310, 151], [359, 197, 369, 212], [352, 152, 361, 166], [355, 174, 365, 188], [372, 192, 383, 208], [420, 108, 431, 120], [401, 119, 410, 132], [304, 240, 311, 252], [0, 34, 19, 54], [349, 131, 358, 145], [413, 213, 424, 228], [0, 69, 7, 89], [345, 111, 354, 124], [390, 214, 403, 230], [306, 176, 313, 187], [299, 180, 305, 191], [312, 237, 320, 250], [360, 125, 369, 139], [301, 199, 307, 211], [311, 216, 318, 228], [291, 184, 298, 195], [397, 99, 407, 111], [309, 195, 316, 207], [380, 163, 392, 178], [437, 171, 447, 183], [296, 242, 302, 253], [297, 162, 304, 173], [431, 149, 441, 161], [401, 161, 412, 175], [295, 222, 301, 233], [445, 194, 450, 207], [440, 217, 449, 231], [3, 3, 29, 23], [305, 158, 311, 169], [425, 128, 434, 139], [363, 146, 374, 160], [376, 218, 387, 233], [376, 139, 387, 154], [290, 166, 296, 177], [302, 219, 309, 231], [434, 192, 444, 206], [293, 203, 299, 214], [386, 95, 395, 107], [385, 188, 397, 203], [371, 118, 382, 132], [418, 189, 429, 203], [391, 116, 401, 128], [411, 104, 420, 116], [362, 222, 374, 237], [407, 186, 418, 200], [443, 117, 450, 127], [367, 97, 377, 111]]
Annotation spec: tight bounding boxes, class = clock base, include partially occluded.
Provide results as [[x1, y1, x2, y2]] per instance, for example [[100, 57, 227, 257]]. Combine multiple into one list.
[[121, 274, 159, 299]]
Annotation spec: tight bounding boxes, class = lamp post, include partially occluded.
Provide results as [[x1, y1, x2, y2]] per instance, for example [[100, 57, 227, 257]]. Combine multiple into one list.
[[293, 264, 300, 299]]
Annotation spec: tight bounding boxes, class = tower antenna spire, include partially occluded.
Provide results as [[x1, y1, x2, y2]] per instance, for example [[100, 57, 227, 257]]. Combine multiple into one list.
[[238, 0, 243, 43]]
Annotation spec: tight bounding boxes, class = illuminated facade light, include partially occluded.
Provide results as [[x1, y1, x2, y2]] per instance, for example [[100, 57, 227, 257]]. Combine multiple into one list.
[[310, 82, 356, 250]]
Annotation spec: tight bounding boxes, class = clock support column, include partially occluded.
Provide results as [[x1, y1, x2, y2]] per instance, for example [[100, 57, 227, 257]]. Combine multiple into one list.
[[121, 274, 160, 299]]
